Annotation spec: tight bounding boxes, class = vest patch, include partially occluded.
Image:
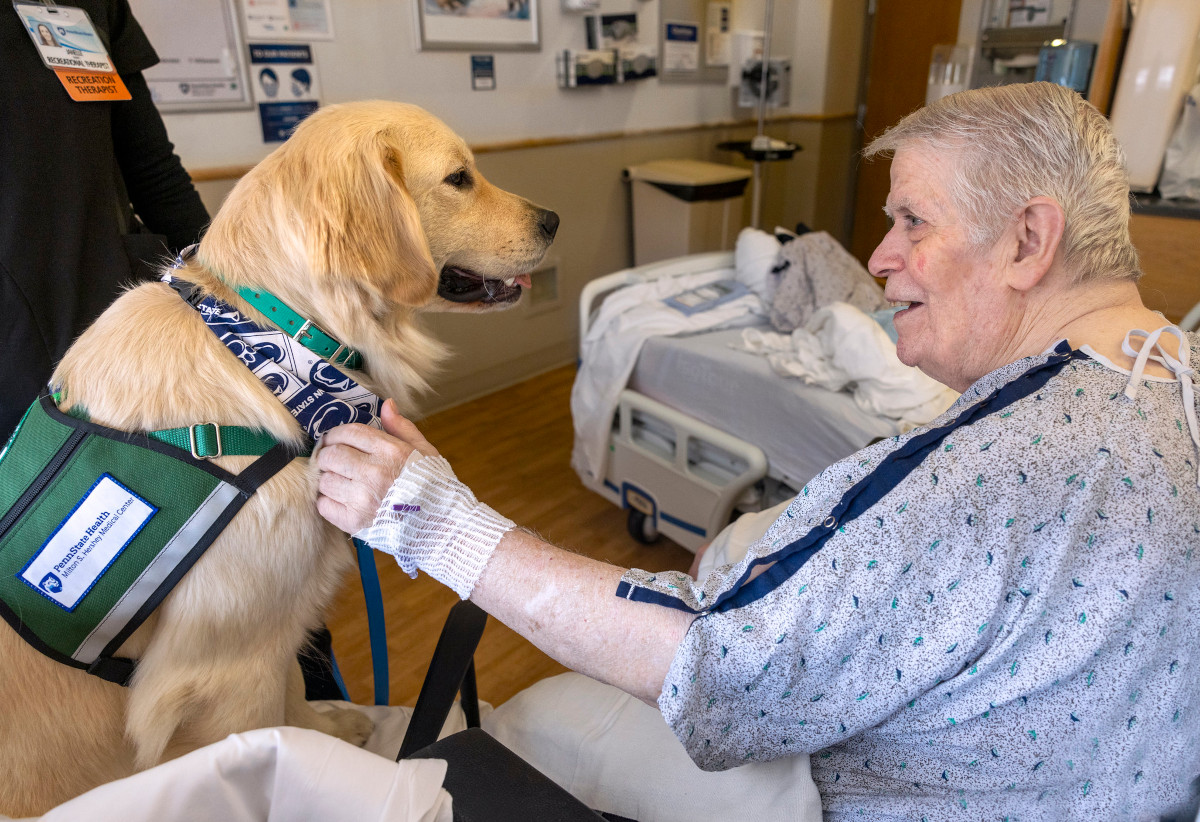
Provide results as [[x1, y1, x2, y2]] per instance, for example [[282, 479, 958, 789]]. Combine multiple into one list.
[[19, 474, 156, 611]]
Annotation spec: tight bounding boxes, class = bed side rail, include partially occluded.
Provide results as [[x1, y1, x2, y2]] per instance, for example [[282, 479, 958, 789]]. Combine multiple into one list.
[[612, 389, 768, 551]]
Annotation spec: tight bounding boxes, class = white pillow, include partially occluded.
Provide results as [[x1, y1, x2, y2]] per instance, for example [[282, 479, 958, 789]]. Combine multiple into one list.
[[483, 672, 823, 822], [733, 227, 783, 303], [697, 499, 793, 578]]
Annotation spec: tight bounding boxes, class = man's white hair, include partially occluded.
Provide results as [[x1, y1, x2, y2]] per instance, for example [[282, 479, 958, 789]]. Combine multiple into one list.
[[864, 81, 1140, 283]]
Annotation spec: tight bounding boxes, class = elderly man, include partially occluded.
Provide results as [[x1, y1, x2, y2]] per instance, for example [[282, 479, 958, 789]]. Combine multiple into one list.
[[316, 83, 1199, 820]]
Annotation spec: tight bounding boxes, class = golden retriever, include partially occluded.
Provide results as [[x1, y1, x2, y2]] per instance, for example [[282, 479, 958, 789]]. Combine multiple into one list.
[[0, 100, 558, 815]]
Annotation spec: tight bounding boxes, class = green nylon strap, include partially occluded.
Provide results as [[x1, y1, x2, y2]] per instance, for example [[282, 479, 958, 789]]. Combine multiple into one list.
[[147, 423, 284, 459], [46, 405, 294, 462], [234, 286, 363, 370]]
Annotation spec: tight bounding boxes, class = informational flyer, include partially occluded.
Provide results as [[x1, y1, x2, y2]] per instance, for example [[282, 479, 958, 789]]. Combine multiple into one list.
[[286, 0, 335, 38], [249, 43, 320, 142], [471, 55, 495, 90], [242, 0, 334, 41], [663, 21, 699, 72], [128, 0, 251, 109]]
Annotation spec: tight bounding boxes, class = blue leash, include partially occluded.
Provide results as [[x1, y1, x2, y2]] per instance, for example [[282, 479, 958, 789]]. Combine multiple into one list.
[[354, 537, 390, 705]]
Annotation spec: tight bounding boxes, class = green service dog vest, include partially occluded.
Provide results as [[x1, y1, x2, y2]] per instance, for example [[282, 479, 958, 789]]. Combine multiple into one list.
[[0, 393, 296, 685]]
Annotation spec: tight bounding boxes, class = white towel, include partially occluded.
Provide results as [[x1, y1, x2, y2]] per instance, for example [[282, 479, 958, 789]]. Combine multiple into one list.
[[17, 726, 452, 822], [571, 269, 765, 482]]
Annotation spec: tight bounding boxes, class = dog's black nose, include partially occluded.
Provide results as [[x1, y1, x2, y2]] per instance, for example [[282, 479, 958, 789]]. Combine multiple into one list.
[[538, 209, 560, 241]]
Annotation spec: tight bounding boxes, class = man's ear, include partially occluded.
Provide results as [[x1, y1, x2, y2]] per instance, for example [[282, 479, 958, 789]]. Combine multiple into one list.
[[1008, 196, 1065, 292]]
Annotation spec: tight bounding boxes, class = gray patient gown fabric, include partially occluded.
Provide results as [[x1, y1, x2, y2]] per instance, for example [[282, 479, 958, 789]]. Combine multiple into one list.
[[620, 335, 1200, 821]]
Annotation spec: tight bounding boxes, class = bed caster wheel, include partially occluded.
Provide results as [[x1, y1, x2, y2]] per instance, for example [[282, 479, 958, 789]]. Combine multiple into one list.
[[627, 509, 659, 544]]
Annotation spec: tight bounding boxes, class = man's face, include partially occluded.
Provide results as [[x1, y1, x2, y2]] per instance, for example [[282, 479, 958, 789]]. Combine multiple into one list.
[[261, 72, 278, 97], [868, 146, 1015, 392]]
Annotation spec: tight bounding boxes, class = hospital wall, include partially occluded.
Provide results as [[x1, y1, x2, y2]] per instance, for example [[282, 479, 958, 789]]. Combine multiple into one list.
[[416, 114, 859, 411], [174, 0, 868, 415]]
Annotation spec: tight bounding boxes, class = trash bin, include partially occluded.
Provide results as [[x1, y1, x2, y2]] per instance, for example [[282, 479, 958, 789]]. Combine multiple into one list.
[[624, 159, 752, 266]]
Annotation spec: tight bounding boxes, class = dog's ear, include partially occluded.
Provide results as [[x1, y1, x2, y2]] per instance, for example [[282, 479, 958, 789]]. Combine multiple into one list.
[[300, 134, 439, 309]]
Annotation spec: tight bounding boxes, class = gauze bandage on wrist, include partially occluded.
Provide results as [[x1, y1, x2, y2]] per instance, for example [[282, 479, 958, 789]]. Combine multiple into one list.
[[354, 452, 514, 599]]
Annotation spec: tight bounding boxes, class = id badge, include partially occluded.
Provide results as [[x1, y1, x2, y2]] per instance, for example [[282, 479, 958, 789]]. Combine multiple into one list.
[[14, 3, 115, 72], [13, 2, 130, 100]]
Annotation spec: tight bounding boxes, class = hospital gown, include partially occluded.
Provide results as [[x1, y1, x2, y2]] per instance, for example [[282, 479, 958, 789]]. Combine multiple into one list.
[[620, 337, 1200, 821]]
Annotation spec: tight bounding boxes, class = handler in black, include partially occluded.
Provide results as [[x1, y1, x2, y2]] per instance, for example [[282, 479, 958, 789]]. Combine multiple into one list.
[[1, 1, 348, 701], [1, 0, 210, 441]]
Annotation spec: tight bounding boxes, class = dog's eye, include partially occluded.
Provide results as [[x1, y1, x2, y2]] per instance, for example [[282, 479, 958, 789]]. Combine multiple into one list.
[[443, 170, 472, 189]]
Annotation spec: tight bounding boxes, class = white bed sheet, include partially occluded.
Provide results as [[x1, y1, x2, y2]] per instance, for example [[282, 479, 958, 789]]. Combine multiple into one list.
[[628, 323, 904, 490]]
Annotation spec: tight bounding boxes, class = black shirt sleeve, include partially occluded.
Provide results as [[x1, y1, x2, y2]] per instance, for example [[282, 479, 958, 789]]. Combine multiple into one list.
[[111, 71, 211, 251], [101, 0, 158, 75]]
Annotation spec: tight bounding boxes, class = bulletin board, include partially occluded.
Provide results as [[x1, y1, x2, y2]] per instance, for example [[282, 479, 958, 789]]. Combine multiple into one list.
[[658, 0, 728, 84], [127, 0, 252, 111]]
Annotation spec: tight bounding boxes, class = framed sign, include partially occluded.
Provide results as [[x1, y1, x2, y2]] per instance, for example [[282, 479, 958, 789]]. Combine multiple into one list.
[[417, 0, 540, 51], [128, 0, 252, 111], [249, 43, 321, 142]]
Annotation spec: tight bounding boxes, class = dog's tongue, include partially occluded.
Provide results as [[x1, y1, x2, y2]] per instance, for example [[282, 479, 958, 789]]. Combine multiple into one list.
[[515, 273, 532, 289]]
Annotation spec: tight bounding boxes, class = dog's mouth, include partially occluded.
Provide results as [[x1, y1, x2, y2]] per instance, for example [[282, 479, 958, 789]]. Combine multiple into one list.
[[437, 266, 531, 305]]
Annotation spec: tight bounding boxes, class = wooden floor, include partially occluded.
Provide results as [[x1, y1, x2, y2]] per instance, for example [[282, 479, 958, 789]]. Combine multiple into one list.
[[325, 364, 695, 708]]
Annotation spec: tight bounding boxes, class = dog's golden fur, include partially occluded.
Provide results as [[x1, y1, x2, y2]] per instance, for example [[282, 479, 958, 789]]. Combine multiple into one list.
[[0, 100, 556, 815]]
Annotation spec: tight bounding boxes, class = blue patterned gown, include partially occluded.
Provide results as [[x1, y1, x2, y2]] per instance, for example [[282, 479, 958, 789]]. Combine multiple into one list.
[[620, 335, 1200, 821]]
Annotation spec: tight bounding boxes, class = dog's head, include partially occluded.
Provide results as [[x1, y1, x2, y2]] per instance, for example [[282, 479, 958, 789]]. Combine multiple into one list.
[[200, 101, 557, 319], [377, 104, 560, 313]]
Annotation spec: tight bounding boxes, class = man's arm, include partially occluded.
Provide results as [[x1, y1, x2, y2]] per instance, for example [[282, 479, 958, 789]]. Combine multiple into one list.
[[316, 401, 694, 705], [111, 72, 210, 250], [470, 528, 693, 704]]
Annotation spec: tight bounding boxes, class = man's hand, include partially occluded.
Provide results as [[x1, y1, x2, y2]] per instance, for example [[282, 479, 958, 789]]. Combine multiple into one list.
[[318, 402, 690, 703], [315, 399, 439, 533]]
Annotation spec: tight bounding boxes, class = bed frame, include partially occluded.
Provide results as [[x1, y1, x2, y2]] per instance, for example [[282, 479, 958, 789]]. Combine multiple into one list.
[[577, 252, 792, 553]]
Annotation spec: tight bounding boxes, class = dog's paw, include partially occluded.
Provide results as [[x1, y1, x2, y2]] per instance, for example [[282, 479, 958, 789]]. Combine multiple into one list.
[[324, 706, 375, 747]]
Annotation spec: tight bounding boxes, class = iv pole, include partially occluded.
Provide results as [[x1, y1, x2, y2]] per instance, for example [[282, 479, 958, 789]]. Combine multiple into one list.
[[717, 0, 797, 229], [749, 0, 775, 229]]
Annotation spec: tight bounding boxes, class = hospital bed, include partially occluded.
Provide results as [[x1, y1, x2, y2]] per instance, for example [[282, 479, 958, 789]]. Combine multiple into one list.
[[575, 250, 907, 553]]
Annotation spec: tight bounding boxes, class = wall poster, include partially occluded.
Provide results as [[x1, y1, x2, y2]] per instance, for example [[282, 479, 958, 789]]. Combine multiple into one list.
[[416, 0, 540, 51], [242, 0, 334, 40], [129, 0, 252, 111], [249, 42, 320, 142]]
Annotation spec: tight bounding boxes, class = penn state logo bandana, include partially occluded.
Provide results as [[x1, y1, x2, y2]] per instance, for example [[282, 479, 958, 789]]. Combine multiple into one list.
[[163, 273, 382, 441]]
